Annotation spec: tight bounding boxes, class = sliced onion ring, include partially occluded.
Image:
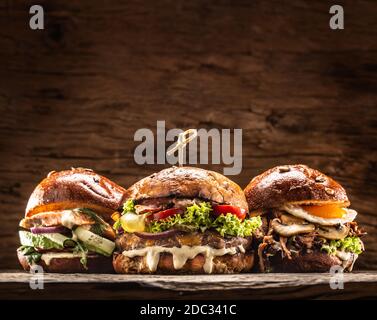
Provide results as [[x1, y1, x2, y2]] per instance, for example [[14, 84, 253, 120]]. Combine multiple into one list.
[[30, 226, 70, 234], [134, 229, 181, 239]]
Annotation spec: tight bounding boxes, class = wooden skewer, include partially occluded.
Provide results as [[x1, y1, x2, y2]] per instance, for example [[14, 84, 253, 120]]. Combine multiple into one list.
[[167, 129, 198, 166]]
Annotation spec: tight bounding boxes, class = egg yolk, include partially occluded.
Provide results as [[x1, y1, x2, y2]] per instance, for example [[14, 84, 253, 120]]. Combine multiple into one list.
[[302, 204, 346, 219]]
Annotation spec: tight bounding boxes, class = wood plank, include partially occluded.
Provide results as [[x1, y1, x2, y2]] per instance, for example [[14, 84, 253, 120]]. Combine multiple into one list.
[[0, 271, 377, 299]]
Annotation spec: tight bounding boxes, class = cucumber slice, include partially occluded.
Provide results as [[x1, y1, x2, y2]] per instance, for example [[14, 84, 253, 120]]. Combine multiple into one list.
[[19, 231, 35, 247], [74, 227, 115, 257], [43, 233, 73, 247]]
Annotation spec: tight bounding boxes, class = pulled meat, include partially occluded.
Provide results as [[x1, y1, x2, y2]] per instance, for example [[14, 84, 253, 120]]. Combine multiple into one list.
[[279, 236, 292, 259], [257, 209, 365, 272], [348, 221, 366, 237]]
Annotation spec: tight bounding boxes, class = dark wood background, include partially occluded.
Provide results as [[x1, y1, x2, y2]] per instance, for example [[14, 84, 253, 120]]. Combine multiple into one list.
[[0, 0, 376, 270]]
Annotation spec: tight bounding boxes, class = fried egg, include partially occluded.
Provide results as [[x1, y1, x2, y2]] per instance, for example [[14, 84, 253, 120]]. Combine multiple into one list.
[[282, 204, 357, 226]]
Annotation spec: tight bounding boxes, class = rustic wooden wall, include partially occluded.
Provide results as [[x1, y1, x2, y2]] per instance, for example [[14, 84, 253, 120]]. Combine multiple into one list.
[[0, 0, 376, 270]]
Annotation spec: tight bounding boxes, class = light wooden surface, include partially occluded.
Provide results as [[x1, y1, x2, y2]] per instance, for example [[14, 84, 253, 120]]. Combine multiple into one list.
[[0, 0, 376, 271], [0, 271, 376, 299]]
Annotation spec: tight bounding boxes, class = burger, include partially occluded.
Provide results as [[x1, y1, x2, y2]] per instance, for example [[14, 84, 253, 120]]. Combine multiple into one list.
[[112, 166, 262, 274], [244, 164, 365, 273], [17, 168, 126, 273]]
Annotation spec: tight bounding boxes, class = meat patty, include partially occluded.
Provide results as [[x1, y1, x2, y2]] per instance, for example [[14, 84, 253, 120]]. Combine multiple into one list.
[[113, 251, 254, 274], [116, 230, 253, 251]]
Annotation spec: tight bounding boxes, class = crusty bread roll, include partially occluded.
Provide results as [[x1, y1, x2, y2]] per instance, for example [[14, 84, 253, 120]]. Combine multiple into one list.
[[244, 164, 350, 211], [125, 166, 248, 212], [261, 251, 350, 273], [25, 168, 127, 221]]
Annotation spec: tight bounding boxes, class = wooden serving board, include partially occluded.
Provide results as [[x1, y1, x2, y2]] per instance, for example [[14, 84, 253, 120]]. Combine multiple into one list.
[[0, 271, 376, 300]]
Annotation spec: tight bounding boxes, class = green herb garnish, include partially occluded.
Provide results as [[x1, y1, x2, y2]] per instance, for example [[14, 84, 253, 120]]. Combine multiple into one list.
[[321, 236, 364, 255]]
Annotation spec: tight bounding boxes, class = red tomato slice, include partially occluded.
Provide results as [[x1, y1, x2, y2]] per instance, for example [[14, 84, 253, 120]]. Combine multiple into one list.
[[212, 205, 247, 220], [152, 208, 183, 221]]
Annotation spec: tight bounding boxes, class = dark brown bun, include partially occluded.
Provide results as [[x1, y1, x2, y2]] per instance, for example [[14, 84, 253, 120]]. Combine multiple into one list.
[[261, 251, 355, 273], [25, 168, 127, 220], [113, 251, 254, 274], [17, 250, 114, 273], [244, 164, 350, 211], [126, 166, 248, 212]]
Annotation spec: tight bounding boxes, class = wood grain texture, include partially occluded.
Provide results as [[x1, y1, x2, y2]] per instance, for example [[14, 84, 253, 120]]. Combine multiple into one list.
[[0, 271, 377, 299], [0, 0, 376, 270]]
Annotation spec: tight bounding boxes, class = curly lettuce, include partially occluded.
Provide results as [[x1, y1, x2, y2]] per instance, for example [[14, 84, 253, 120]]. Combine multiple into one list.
[[148, 202, 212, 233], [147, 202, 261, 237], [213, 213, 262, 237], [123, 199, 136, 214], [321, 236, 364, 255]]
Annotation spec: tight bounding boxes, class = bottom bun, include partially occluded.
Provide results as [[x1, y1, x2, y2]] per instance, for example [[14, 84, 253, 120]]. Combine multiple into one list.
[[113, 251, 254, 274], [17, 250, 114, 273], [262, 251, 356, 273]]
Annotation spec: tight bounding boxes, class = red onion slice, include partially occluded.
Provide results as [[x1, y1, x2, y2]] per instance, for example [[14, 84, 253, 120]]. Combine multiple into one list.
[[134, 229, 181, 239], [30, 226, 70, 234]]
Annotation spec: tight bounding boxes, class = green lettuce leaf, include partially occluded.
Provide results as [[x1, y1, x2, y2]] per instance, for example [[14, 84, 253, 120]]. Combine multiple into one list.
[[18, 245, 42, 264], [147, 202, 261, 237], [321, 236, 364, 255], [148, 202, 212, 233], [19, 231, 64, 250], [73, 241, 89, 269], [19, 232, 92, 269], [213, 213, 262, 237], [122, 199, 136, 214], [77, 208, 108, 236]]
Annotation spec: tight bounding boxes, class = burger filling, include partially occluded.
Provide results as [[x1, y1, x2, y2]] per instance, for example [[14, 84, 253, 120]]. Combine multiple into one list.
[[112, 199, 261, 273], [258, 204, 365, 272], [114, 199, 261, 237], [18, 208, 116, 268]]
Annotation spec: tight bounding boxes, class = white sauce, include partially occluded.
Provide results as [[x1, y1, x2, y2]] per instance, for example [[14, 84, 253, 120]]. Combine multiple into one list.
[[238, 245, 245, 253], [336, 251, 358, 271], [122, 245, 243, 273], [41, 252, 84, 266], [61, 210, 76, 229], [336, 250, 351, 262]]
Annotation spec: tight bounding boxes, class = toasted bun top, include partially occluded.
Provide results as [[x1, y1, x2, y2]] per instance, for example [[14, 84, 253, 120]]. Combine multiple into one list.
[[244, 164, 350, 210], [125, 166, 248, 212], [25, 168, 127, 219]]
